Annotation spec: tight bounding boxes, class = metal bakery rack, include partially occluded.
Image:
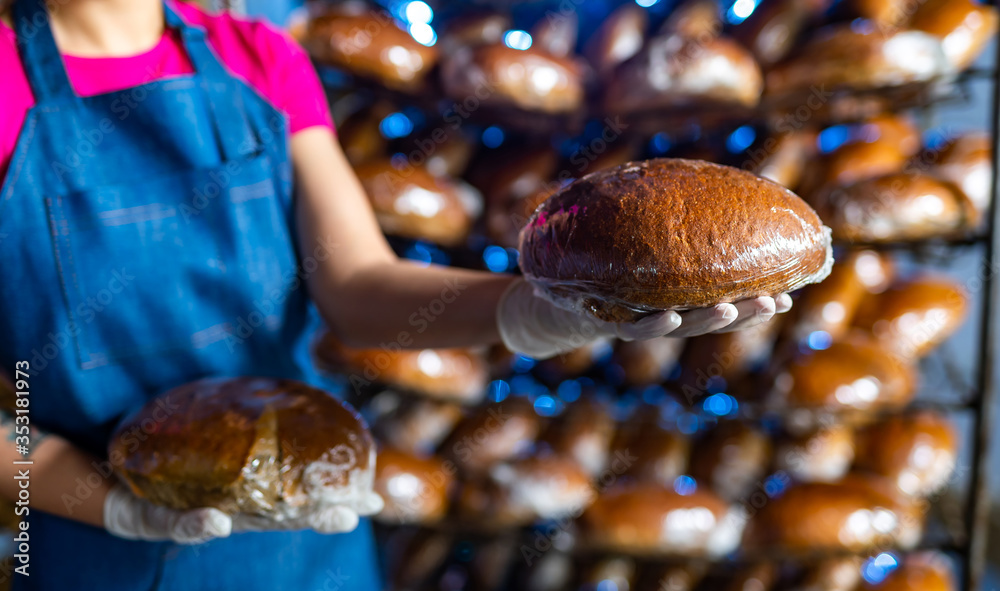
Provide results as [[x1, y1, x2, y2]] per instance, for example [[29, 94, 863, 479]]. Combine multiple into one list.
[[307, 0, 1000, 588]]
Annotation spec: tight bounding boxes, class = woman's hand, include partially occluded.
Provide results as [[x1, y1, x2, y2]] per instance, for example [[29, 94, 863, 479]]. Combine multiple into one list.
[[104, 484, 385, 544], [497, 278, 794, 359]]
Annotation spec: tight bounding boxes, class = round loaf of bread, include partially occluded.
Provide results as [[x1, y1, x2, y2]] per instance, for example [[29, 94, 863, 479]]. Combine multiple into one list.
[[580, 484, 744, 557], [811, 172, 974, 244], [373, 447, 453, 525], [354, 160, 476, 247], [909, 0, 998, 71], [742, 473, 921, 554], [303, 11, 438, 92], [109, 378, 379, 520], [853, 275, 967, 359], [518, 159, 834, 322], [854, 411, 957, 497], [441, 44, 584, 114], [315, 332, 488, 404], [604, 35, 763, 113], [765, 25, 950, 97]]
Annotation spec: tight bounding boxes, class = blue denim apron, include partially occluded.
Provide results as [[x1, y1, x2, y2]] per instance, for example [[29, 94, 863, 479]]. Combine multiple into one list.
[[0, 0, 380, 588]]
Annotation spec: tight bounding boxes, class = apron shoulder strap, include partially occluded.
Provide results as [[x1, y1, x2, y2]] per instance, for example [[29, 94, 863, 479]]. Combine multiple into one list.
[[12, 0, 77, 104], [163, 1, 260, 160]]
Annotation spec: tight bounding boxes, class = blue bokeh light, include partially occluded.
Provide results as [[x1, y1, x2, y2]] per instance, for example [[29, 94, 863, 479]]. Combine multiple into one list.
[[673, 475, 698, 496], [636, 0, 660, 7], [512, 354, 536, 373], [677, 412, 700, 435], [483, 245, 510, 272], [703, 393, 735, 416], [726, 125, 757, 153], [533, 394, 563, 417], [503, 30, 532, 50], [596, 580, 619, 591], [482, 126, 505, 148], [556, 379, 582, 403], [488, 379, 511, 402], [763, 473, 790, 498], [650, 132, 671, 154], [818, 125, 850, 153], [379, 112, 413, 139], [807, 330, 833, 350], [861, 553, 899, 585]]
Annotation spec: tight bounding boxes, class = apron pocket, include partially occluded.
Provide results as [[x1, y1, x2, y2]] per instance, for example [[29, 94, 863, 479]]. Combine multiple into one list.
[[45, 153, 297, 370]]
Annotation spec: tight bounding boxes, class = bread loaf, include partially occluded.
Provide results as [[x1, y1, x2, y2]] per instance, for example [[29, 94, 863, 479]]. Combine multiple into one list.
[[109, 378, 379, 519], [519, 159, 833, 322], [765, 25, 950, 97], [373, 447, 453, 524], [355, 160, 476, 247], [580, 485, 744, 557], [811, 172, 974, 243], [303, 11, 438, 91], [315, 332, 487, 404]]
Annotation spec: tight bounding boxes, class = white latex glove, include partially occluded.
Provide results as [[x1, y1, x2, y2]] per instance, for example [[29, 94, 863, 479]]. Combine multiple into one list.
[[497, 278, 793, 359], [104, 484, 384, 544]]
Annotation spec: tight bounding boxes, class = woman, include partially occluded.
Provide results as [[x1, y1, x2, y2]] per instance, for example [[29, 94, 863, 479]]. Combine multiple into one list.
[[0, 0, 789, 588]]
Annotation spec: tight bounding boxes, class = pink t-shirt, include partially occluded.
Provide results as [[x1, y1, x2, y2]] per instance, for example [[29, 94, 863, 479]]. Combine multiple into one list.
[[0, 0, 332, 182]]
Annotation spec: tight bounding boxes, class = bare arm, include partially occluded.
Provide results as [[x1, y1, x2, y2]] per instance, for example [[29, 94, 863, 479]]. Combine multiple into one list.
[[292, 127, 516, 349], [0, 373, 108, 528]]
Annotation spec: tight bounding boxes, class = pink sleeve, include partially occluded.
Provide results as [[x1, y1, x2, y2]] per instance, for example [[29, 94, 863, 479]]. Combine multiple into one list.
[[251, 23, 334, 135], [177, 0, 337, 136]]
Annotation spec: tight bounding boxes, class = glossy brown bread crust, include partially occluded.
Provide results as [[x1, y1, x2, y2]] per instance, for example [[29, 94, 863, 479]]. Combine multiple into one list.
[[354, 160, 474, 247], [519, 158, 833, 322], [811, 172, 975, 244], [852, 275, 967, 359], [374, 447, 453, 524], [854, 411, 957, 497], [743, 474, 919, 554], [315, 331, 487, 403], [303, 12, 438, 91], [580, 485, 740, 556], [109, 378, 374, 515]]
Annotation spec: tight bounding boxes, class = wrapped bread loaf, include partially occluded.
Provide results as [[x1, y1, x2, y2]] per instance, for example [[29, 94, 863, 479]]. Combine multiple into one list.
[[916, 131, 993, 221], [109, 378, 380, 519], [519, 159, 834, 322], [774, 423, 856, 483]]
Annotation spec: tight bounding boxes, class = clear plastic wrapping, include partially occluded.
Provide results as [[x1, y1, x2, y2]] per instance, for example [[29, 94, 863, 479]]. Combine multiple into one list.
[[109, 377, 378, 521]]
